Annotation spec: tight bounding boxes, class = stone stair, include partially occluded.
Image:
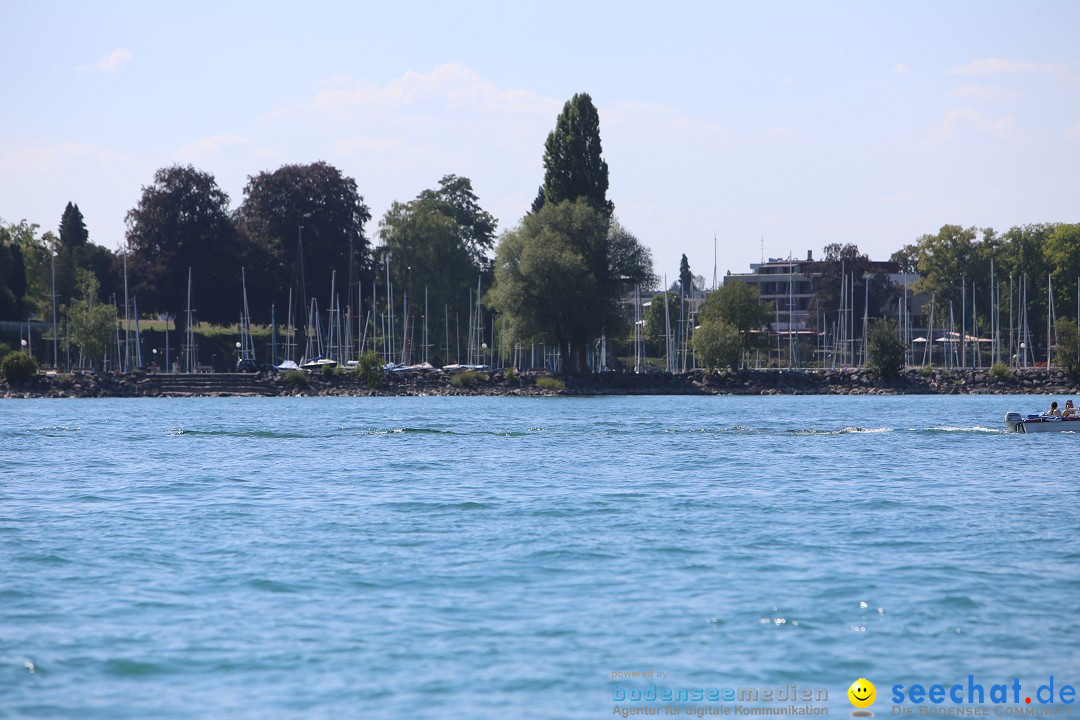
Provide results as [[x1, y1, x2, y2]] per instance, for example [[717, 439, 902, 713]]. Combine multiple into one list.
[[138, 373, 276, 397]]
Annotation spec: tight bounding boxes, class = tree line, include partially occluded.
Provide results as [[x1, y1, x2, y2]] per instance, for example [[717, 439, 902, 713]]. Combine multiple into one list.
[[2, 90, 1078, 372], [1, 93, 655, 372]]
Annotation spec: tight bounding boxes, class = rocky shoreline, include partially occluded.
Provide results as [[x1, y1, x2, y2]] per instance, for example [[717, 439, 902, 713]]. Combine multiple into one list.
[[5, 367, 1080, 399]]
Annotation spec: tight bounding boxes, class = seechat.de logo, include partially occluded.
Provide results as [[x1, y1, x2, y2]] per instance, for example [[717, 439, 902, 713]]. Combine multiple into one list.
[[849, 678, 877, 717]]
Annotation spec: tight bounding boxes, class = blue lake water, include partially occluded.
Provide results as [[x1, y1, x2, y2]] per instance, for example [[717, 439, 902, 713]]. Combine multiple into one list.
[[2, 395, 1079, 718]]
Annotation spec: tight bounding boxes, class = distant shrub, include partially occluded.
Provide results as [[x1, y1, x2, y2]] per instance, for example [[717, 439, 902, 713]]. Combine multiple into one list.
[[866, 318, 905, 378], [450, 369, 488, 388], [919, 365, 934, 377], [989, 361, 1013, 380], [503, 366, 518, 381], [353, 352, 385, 387], [321, 363, 338, 377], [282, 369, 309, 389], [1, 351, 38, 385], [536, 376, 566, 392]]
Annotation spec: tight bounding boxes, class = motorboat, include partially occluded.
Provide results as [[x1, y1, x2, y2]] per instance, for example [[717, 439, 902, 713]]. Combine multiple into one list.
[[1005, 412, 1080, 433], [299, 357, 337, 371]]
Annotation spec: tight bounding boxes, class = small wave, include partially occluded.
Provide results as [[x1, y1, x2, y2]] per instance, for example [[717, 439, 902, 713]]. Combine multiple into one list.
[[383, 500, 487, 512], [360, 427, 456, 436], [359, 427, 532, 437], [16, 553, 70, 565], [941, 594, 980, 608], [680, 425, 894, 435], [787, 426, 892, 435], [27, 425, 81, 433], [165, 428, 311, 439], [248, 578, 301, 593], [924, 426, 1004, 434], [104, 658, 171, 677]]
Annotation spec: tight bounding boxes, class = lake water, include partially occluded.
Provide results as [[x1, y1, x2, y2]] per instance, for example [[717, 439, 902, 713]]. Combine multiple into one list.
[[2, 395, 1079, 718]]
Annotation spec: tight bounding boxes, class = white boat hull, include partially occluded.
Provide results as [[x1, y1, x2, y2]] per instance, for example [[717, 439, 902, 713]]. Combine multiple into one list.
[[1005, 412, 1080, 433]]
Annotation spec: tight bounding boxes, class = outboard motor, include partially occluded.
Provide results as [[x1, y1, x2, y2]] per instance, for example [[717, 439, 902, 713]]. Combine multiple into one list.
[[1005, 412, 1024, 433]]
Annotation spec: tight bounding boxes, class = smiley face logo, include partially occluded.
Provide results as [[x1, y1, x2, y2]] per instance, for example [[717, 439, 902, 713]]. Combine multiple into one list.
[[848, 678, 876, 709]]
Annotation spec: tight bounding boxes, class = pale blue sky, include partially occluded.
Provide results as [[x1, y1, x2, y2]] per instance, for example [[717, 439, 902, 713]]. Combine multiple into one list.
[[2, 1, 1078, 284]]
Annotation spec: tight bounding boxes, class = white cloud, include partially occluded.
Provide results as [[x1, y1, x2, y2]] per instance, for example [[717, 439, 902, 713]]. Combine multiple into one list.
[[893, 64, 911, 75], [304, 63, 561, 119], [174, 134, 278, 162], [335, 137, 406, 155], [929, 108, 1025, 143], [952, 84, 1021, 100], [949, 57, 1064, 75], [75, 48, 133, 74], [0, 142, 135, 174]]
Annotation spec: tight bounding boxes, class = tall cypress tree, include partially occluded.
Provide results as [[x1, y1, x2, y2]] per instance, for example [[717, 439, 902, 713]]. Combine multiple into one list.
[[59, 202, 88, 249], [679, 254, 693, 297], [535, 93, 613, 217], [55, 202, 90, 307]]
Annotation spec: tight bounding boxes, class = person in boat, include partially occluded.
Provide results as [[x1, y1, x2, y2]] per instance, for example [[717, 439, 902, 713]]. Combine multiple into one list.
[[1047, 401, 1062, 417], [1063, 400, 1076, 417]]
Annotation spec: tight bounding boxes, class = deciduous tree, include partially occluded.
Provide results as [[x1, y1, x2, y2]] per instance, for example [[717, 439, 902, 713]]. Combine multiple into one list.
[[692, 317, 742, 370], [236, 161, 371, 325], [809, 243, 898, 339], [64, 269, 115, 369], [488, 200, 652, 372], [378, 175, 497, 364], [125, 165, 240, 328], [700, 282, 772, 354], [0, 223, 29, 319]]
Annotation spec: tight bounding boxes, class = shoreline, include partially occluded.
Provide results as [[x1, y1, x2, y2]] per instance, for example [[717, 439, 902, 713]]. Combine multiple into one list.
[[4, 367, 1080, 399]]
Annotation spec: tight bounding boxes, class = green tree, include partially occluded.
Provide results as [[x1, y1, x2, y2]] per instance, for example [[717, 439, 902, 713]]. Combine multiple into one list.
[[125, 165, 240, 329], [488, 200, 652, 372], [378, 175, 497, 364], [809, 243, 898, 338], [913, 226, 979, 320], [1053, 318, 1080, 376], [890, 243, 919, 274], [998, 223, 1053, 356], [1046, 223, 1080, 320], [692, 317, 742, 370], [866, 318, 906, 377], [0, 223, 29, 319], [679, 254, 693, 297], [55, 202, 118, 309], [643, 291, 689, 354], [1, 220, 55, 318], [56, 202, 87, 308], [237, 161, 372, 326], [533, 93, 613, 217], [1, 351, 38, 384], [700, 282, 772, 354], [59, 201, 89, 248], [64, 269, 116, 369]]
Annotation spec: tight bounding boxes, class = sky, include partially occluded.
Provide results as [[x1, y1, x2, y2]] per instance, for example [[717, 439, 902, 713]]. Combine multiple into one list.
[[2, 1, 1079, 287]]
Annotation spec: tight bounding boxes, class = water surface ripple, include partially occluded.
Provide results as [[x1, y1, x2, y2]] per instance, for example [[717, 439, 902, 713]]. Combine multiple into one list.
[[2, 395, 1078, 718]]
